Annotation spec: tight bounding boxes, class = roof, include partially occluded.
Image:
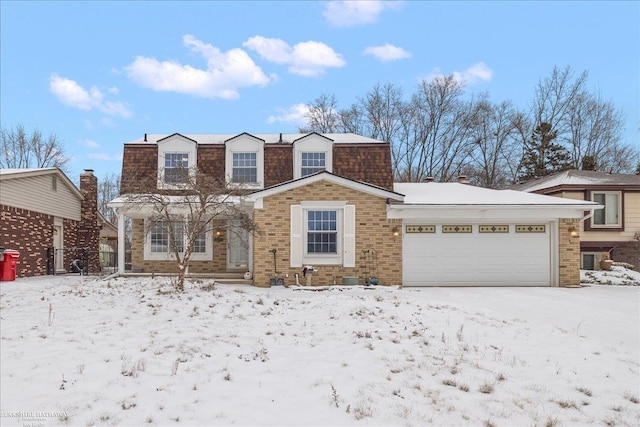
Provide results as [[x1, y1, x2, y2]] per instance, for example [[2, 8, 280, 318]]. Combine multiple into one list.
[[125, 133, 384, 145], [246, 171, 404, 204], [512, 170, 640, 193], [393, 182, 600, 207], [0, 167, 84, 200]]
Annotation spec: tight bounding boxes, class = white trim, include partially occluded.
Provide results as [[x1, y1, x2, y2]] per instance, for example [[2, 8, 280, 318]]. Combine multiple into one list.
[[225, 135, 264, 189], [157, 135, 197, 190], [590, 190, 621, 228], [293, 135, 334, 179], [143, 218, 213, 262], [246, 172, 403, 206]]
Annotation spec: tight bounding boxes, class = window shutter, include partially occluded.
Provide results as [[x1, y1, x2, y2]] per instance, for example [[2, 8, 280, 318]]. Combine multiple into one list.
[[343, 205, 356, 267], [290, 205, 303, 267]]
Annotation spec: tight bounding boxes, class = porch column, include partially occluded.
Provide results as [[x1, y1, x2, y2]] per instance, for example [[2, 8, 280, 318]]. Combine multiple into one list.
[[117, 209, 126, 274]]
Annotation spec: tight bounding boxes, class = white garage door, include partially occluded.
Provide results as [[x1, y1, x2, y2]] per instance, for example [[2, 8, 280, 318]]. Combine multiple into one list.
[[403, 223, 551, 286]]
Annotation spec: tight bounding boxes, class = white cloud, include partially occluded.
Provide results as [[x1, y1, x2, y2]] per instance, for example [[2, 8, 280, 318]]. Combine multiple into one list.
[[87, 152, 123, 161], [79, 139, 100, 149], [266, 103, 310, 126], [49, 74, 133, 118], [323, 0, 402, 27], [244, 36, 345, 77], [363, 43, 411, 62], [424, 62, 494, 85], [125, 35, 273, 99]]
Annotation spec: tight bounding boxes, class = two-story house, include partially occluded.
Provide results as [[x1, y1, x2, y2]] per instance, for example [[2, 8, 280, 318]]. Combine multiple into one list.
[[514, 170, 640, 270], [109, 132, 600, 287]]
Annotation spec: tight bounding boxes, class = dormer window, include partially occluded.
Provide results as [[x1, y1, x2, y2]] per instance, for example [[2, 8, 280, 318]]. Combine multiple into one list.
[[164, 153, 189, 184], [225, 133, 264, 189], [156, 134, 198, 190], [301, 152, 326, 177], [293, 134, 333, 180], [232, 152, 257, 183]]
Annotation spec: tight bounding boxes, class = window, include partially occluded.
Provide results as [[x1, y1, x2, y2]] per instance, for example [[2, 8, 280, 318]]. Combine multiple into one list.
[[301, 152, 326, 177], [307, 210, 337, 254], [232, 152, 257, 183], [149, 221, 206, 255], [592, 192, 621, 227], [290, 203, 355, 267], [164, 153, 189, 184], [582, 253, 596, 270]]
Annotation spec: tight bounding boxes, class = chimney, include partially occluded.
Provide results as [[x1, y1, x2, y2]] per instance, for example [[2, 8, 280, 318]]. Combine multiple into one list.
[[423, 177, 434, 183], [144, 133, 147, 142], [457, 175, 470, 184], [279, 133, 283, 143], [78, 169, 100, 273]]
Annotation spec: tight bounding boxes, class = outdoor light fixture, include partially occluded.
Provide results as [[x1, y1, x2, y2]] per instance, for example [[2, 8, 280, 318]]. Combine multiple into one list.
[[52, 227, 58, 236], [215, 229, 222, 237], [568, 226, 578, 237], [392, 226, 400, 237]]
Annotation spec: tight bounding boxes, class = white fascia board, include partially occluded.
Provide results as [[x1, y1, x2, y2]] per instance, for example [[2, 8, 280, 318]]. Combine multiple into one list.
[[246, 172, 404, 204], [108, 194, 244, 218], [387, 204, 600, 220]]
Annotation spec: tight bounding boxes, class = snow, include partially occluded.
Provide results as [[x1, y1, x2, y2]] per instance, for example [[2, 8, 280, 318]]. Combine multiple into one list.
[[1, 273, 639, 426], [394, 182, 600, 207]]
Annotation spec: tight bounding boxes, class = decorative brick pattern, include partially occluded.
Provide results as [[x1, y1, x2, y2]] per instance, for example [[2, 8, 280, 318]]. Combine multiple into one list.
[[252, 180, 402, 287], [558, 218, 581, 286]]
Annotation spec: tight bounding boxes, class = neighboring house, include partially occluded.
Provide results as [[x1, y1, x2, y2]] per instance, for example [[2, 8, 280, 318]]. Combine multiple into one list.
[[108, 132, 599, 287], [0, 168, 101, 278], [514, 170, 640, 270]]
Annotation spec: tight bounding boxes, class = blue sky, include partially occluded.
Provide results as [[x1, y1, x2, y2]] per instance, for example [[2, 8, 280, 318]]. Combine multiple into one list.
[[1, 1, 638, 183]]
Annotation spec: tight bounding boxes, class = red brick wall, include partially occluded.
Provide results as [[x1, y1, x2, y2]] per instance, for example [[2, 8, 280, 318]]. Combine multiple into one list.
[[1, 205, 56, 277], [78, 171, 101, 273]]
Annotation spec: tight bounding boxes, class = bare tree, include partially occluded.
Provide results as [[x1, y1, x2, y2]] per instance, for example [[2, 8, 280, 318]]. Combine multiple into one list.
[[466, 97, 522, 188], [300, 94, 340, 133], [0, 124, 70, 170], [396, 75, 475, 182], [120, 167, 258, 291], [98, 173, 121, 225]]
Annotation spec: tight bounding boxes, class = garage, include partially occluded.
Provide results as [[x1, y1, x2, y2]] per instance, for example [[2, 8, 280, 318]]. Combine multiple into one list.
[[402, 222, 551, 286], [389, 182, 601, 287]]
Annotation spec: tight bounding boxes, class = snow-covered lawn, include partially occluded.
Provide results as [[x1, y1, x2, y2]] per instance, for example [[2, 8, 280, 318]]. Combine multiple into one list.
[[1, 274, 639, 426]]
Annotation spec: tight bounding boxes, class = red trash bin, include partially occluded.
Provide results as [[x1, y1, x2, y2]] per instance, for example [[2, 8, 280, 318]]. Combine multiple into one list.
[[0, 250, 20, 281]]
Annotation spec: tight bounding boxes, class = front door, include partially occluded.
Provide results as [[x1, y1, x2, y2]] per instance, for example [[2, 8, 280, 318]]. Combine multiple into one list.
[[227, 223, 249, 270]]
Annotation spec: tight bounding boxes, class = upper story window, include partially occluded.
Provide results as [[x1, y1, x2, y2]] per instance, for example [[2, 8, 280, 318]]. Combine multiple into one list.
[[301, 152, 326, 177], [232, 152, 257, 183], [225, 134, 264, 189], [592, 191, 621, 227], [293, 134, 333, 180], [164, 153, 189, 184], [157, 134, 198, 190]]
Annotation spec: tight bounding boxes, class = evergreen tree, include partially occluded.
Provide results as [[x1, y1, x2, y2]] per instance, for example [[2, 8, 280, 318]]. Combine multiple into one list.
[[518, 122, 571, 181]]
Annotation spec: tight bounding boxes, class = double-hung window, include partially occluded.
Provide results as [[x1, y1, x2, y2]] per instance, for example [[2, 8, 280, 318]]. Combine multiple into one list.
[[149, 220, 208, 257], [151, 221, 184, 253], [164, 153, 189, 184], [232, 152, 257, 183], [592, 192, 621, 227], [307, 210, 337, 254], [301, 152, 326, 177]]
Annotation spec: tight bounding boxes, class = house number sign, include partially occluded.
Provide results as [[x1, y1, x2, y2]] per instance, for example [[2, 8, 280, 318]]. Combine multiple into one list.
[[406, 225, 435, 233], [442, 225, 472, 233], [479, 225, 509, 233], [515, 225, 546, 233]]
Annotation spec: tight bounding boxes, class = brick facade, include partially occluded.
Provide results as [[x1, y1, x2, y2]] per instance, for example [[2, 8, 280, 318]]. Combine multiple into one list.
[[77, 170, 101, 273], [0, 205, 57, 277], [252, 180, 402, 287], [558, 218, 581, 286]]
